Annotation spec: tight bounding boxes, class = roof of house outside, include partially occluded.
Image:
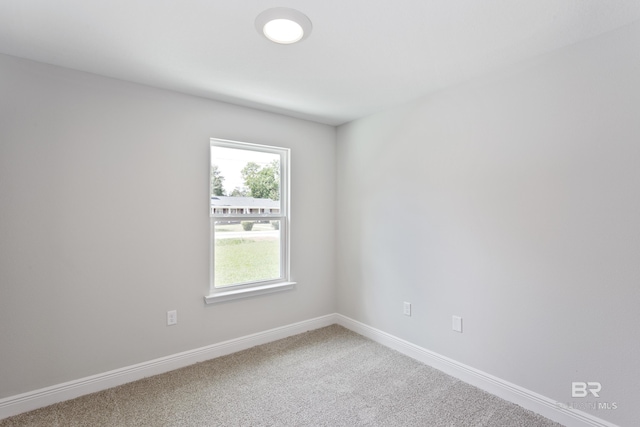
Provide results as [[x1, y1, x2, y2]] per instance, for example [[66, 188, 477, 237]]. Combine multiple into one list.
[[210, 196, 279, 208]]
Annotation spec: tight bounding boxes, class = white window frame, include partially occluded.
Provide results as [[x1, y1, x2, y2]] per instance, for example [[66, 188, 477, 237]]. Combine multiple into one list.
[[204, 138, 294, 304]]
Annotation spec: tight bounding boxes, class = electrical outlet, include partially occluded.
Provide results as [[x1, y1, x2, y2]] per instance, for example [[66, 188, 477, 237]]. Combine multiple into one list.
[[452, 315, 462, 333], [403, 302, 411, 316], [167, 310, 177, 326]]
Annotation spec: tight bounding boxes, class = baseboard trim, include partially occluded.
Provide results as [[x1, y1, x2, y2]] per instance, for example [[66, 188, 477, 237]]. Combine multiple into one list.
[[334, 314, 618, 427], [0, 313, 338, 420], [0, 313, 619, 426]]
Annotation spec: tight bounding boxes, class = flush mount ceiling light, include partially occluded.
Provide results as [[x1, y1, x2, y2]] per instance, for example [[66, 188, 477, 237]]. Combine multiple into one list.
[[255, 7, 312, 44]]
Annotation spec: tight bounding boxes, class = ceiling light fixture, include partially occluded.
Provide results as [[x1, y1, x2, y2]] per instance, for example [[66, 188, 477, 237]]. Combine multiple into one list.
[[255, 8, 312, 44]]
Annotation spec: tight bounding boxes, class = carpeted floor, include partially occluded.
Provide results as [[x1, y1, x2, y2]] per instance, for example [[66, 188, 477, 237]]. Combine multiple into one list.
[[0, 325, 563, 426]]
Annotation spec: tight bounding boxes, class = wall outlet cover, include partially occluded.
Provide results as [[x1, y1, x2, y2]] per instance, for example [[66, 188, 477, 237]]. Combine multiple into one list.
[[167, 310, 178, 326], [452, 315, 462, 332], [403, 302, 411, 316]]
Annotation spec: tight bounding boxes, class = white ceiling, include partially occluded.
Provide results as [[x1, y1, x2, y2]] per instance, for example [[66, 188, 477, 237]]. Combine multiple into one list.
[[1, 1, 639, 125]]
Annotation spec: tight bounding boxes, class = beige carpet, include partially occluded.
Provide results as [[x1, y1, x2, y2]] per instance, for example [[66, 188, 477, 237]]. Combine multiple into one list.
[[0, 325, 563, 426]]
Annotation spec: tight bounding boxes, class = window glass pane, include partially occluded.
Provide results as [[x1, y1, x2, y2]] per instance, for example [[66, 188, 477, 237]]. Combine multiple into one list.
[[211, 146, 281, 215], [213, 220, 281, 288]]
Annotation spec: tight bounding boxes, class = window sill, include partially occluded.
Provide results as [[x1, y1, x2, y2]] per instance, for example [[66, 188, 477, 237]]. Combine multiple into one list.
[[204, 281, 296, 304]]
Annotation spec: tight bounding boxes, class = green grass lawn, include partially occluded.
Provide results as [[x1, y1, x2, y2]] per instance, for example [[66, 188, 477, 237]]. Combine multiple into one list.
[[214, 238, 280, 287]]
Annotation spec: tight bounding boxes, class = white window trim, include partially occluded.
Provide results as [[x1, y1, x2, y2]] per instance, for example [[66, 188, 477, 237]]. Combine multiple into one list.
[[205, 138, 295, 304], [204, 281, 296, 304]]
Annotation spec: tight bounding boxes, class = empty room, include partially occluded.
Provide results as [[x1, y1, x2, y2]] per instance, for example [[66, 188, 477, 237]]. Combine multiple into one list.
[[1, 1, 638, 426]]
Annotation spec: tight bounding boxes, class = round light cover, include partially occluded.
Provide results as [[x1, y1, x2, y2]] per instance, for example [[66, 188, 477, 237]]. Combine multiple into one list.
[[256, 8, 312, 44], [263, 19, 304, 44]]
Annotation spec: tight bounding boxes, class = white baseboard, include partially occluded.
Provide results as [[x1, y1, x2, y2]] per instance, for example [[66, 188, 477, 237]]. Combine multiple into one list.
[[0, 313, 338, 420], [334, 314, 618, 427], [0, 313, 619, 427]]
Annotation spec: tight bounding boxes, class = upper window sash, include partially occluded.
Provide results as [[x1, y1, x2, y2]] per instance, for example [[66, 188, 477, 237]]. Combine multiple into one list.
[[210, 138, 288, 219]]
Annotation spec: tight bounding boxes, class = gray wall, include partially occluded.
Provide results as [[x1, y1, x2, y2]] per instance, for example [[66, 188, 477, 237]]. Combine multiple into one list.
[[0, 54, 336, 397], [336, 21, 640, 426]]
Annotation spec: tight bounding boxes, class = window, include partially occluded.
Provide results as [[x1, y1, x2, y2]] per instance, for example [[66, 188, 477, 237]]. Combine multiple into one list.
[[205, 138, 294, 304]]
